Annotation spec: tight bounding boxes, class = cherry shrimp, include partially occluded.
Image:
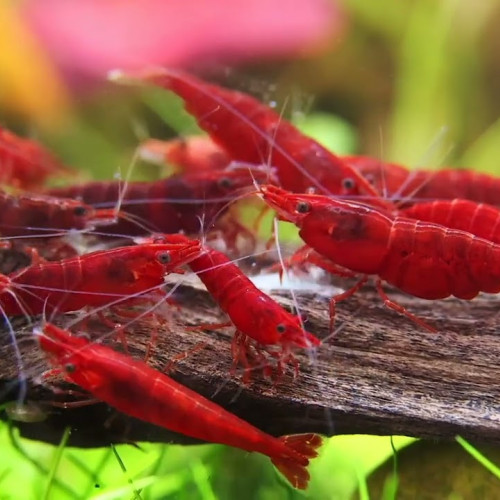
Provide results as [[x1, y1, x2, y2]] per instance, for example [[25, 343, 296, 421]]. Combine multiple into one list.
[[148, 233, 320, 381], [114, 68, 389, 207], [259, 184, 500, 331], [37, 322, 322, 489], [0, 241, 201, 317], [0, 125, 73, 190], [45, 168, 270, 247], [346, 154, 500, 206], [138, 136, 231, 173], [0, 189, 116, 238]]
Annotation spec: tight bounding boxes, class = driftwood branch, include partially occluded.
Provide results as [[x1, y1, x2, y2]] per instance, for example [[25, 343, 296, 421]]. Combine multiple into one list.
[[1, 272, 499, 448]]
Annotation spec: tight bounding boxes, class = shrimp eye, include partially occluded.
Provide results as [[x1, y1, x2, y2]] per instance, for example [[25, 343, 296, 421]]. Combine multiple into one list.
[[64, 363, 76, 373], [218, 177, 233, 190], [296, 201, 311, 214], [156, 251, 171, 264], [342, 177, 356, 191], [276, 323, 287, 334], [73, 206, 87, 217]]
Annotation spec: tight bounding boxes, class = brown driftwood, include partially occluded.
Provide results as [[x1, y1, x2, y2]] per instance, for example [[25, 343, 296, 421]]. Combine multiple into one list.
[[0, 274, 499, 448]]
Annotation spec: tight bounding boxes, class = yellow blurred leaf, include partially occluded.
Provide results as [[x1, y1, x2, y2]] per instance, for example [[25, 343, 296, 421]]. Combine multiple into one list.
[[0, 1, 71, 126]]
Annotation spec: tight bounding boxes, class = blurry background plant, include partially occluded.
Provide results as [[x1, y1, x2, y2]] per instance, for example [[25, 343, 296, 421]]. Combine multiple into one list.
[[1, 0, 500, 498]]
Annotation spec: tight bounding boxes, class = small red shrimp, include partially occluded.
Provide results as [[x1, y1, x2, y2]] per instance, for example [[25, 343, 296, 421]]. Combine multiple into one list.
[[0, 241, 201, 317], [0, 126, 72, 190], [259, 184, 500, 331], [119, 68, 388, 206], [151, 233, 320, 380], [346, 154, 500, 206], [0, 189, 116, 237], [138, 136, 231, 173], [45, 168, 269, 243], [38, 322, 322, 489]]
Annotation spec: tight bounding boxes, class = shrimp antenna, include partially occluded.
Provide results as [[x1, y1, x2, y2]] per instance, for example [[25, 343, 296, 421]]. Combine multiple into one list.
[[112, 147, 141, 224], [0, 304, 27, 404], [271, 217, 316, 362]]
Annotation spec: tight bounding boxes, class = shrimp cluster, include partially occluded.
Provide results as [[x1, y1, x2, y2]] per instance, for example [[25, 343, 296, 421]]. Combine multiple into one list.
[[5, 68, 500, 490]]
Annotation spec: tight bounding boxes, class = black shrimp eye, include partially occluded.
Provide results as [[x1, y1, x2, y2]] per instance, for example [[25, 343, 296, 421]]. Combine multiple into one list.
[[65, 363, 76, 373], [276, 323, 287, 334], [342, 177, 356, 191], [156, 251, 171, 264], [218, 177, 233, 189], [73, 206, 87, 217], [296, 201, 311, 214]]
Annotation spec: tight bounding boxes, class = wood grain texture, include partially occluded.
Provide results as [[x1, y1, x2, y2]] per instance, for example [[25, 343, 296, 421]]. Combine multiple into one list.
[[1, 274, 499, 448]]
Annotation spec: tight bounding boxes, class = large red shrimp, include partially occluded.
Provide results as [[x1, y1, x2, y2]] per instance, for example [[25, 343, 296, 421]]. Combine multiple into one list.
[[0, 241, 201, 317], [150, 233, 320, 380], [346, 154, 500, 206], [0, 126, 72, 190], [117, 68, 387, 205], [37, 322, 322, 489], [259, 184, 500, 330]]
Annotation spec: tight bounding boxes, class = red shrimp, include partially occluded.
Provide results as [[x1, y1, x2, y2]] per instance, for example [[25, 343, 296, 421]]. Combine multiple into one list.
[[0, 126, 72, 190], [259, 184, 500, 330], [400, 199, 500, 244], [38, 322, 322, 489], [0, 189, 116, 237], [151, 233, 320, 379], [346, 154, 500, 206], [121, 68, 388, 206], [45, 168, 269, 242], [138, 136, 231, 173], [0, 241, 201, 317]]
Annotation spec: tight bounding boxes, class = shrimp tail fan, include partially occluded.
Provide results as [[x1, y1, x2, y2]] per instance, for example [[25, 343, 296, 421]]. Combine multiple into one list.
[[271, 433, 322, 489]]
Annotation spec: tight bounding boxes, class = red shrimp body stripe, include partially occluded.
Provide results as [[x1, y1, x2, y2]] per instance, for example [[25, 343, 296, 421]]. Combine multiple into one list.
[[39, 324, 321, 489], [0, 243, 200, 315]]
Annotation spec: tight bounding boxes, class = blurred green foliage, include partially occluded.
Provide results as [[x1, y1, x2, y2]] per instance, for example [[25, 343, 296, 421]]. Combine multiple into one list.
[[1, 0, 500, 498]]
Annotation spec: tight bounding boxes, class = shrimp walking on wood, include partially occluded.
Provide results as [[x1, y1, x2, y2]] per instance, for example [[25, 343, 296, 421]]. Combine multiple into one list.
[[149, 233, 321, 381], [346, 154, 500, 206], [115, 68, 388, 205], [37, 322, 322, 489], [259, 185, 500, 332], [0, 241, 201, 317], [0, 125, 73, 190]]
